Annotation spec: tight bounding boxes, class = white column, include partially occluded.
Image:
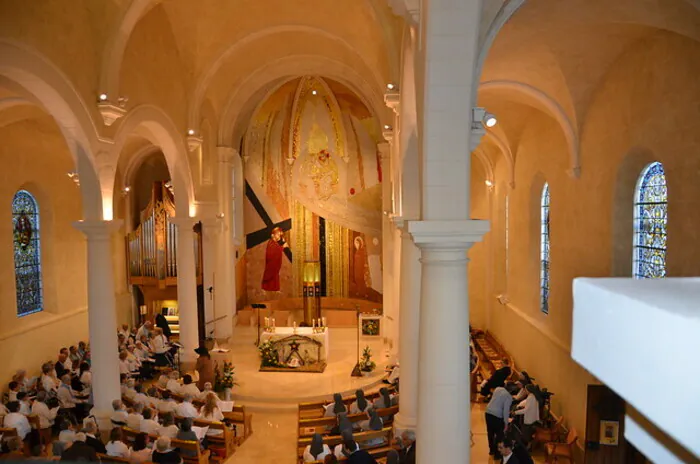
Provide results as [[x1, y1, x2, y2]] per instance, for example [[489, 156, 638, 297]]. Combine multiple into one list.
[[393, 217, 421, 433], [378, 141, 397, 357], [415, 0, 485, 461], [199, 217, 219, 337], [73, 220, 122, 422], [216, 147, 237, 340], [410, 221, 488, 463], [171, 217, 200, 367]]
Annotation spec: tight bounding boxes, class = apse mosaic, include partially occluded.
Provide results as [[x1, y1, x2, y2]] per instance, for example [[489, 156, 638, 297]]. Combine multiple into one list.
[[633, 162, 667, 279], [243, 76, 383, 303], [12, 190, 43, 316]]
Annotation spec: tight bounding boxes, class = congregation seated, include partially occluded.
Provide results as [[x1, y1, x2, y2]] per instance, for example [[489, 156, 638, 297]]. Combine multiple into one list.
[[140, 407, 161, 435], [158, 391, 177, 415], [179, 376, 200, 398], [349, 390, 370, 416], [157, 412, 179, 439], [166, 372, 182, 395], [4, 401, 31, 440], [126, 402, 145, 430], [176, 418, 202, 458], [198, 393, 224, 436], [7, 381, 20, 403], [361, 409, 385, 447], [480, 358, 511, 397], [371, 388, 395, 410], [82, 420, 106, 454], [111, 399, 129, 426], [175, 395, 198, 419], [2, 436, 26, 461], [60, 432, 98, 461]]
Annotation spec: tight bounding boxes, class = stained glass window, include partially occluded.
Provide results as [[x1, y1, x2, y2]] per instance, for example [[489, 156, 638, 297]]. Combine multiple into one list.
[[633, 162, 667, 279], [12, 190, 43, 316], [540, 183, 550, 314]]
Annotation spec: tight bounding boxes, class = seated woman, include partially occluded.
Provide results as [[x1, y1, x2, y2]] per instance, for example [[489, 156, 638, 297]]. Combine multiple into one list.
[[324, 393, 347, 418], [106, 427, 131, 458], [140, 408, 161, 435], [157, 412, 179, 438], [303, 433, 331, 462], [361, 408, 386, 448], [198, 393, 225, 436], [129, 433, 152, 464], [176, 418, 203, 458], [372, 388, 394, 409], [151, 436, 182, 464], [349, 390, 370, 415]]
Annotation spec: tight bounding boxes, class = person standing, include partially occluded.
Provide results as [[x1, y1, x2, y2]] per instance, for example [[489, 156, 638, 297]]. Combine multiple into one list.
[[485, 386, 513, 459], [194, 348, 214, 390]]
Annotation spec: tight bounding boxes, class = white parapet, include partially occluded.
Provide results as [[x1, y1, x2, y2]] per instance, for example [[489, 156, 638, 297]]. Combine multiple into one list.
[[572, 278, 700, 460]]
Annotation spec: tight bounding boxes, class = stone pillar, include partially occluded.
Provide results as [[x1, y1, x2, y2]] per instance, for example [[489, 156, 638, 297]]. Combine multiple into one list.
[[171, 217, 200, 367], [410, 221, 488, 463], [378, 141, 397, 357], [199, 217, 219, 338], [393, 217, 421, 433], [216, 146, 237, 340], [73, 220, 122, 425]]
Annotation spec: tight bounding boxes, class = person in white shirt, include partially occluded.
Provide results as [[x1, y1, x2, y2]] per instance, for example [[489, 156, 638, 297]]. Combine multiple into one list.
[[32, 391, 59, 430], [0, 402, 7, 422], [324, 393, 347, 418], [175, 395, 198, 418], [350, 389, 370, 415], [17, 392, 32, 415], [199, 393, 225, 436], [372, 388, 394, 409], [136, 321, 152, 341], [118, 324, 130, 339], [333, 429, 355, 460], [119, 350, 133, 377], [40, 363, 59, 394], [106, 427, 131, 458], [4, 401, 31, 439], [126, 402, 145, 430], [497, 439, 517, 464], [134, 341, 152, 361], [78, 363, 92, 390], [57, 375, 84, 418], [13, 370, 34, 393], [303, 433, 331, 462], [132, 385, 150, 407], [140, 408, 160, 435], [514, 384, 540, 444], [165, 371, 181, 394], [123, 379, 137, 400], [158, 391, 177, 414], [156, 412, 179, 438], [111, 399, 129, 426], [179, 375, 200, 398], [7, 381, 20, 402]]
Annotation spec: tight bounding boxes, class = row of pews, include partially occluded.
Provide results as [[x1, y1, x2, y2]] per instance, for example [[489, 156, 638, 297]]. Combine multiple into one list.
[[296, 385, 399, 463]]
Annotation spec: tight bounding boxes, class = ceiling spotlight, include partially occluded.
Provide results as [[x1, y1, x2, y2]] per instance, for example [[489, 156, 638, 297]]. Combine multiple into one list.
[[484, 112, 497, 128], [187, 129, 195, 136], [386, 83, 395, 90], [98, 93, 108, 101], [216, 212, 225, 219], [311, 90, 318, 96], [123, 186, 131, 193]]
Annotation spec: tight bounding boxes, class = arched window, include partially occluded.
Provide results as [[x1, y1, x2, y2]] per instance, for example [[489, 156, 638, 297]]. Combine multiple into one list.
[[540, 183, 550, 314], [633, 162, 667, 279], [12, 190, 43, 316]]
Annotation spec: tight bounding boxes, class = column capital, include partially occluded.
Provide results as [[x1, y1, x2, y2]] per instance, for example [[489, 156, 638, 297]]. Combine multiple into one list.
[[408, 220, 489, 251], [384, 92, 400, 114], [217, 146, 238, 164], [73, 220, 123, 239]]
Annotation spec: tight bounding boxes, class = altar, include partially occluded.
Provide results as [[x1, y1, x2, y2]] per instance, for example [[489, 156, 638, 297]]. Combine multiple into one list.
[[258, 327, 330, 373]]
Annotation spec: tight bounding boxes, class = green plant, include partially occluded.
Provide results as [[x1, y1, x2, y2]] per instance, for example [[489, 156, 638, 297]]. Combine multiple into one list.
[[214, 361, 239, 391], [258, 340, 281, 367], [362, 319, 379, 336], [359, 346, 376, 372]]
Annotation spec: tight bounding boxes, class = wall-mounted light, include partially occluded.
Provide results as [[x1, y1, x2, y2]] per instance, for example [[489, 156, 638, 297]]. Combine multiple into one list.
[[187, 129, 196, 136], [216, 212, 225, 219], [484, 112, 497, 128], [67, 172, 80, 186], [98, 93, 108, 102], [311, 90, 318, 96], [484, 180, 493, 187], [386, 83, 395, 90], [122, 186, 131, 196], [383, 124, 392, 130]]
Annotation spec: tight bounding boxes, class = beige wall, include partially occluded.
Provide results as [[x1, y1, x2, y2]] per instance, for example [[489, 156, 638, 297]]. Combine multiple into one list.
[[0, 114, 89, 385], [471, 31, 700, 441]]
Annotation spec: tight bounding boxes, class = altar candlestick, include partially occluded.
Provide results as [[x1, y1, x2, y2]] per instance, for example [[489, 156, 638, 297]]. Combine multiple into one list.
[[264, 317, 269, 328], [293, 321, 297, 328], [322, 317, 326, 327], [312, 319, 316, 328], [272, 318, 275, 327]]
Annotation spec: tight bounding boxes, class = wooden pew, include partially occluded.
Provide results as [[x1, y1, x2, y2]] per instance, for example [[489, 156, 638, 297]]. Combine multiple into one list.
[[296, 427, 393, 464], [307, 446, 395, 463], [121, 427, 210, 464], [298, 385, 397, 420], [298, 406, 399, 438], [223, 405, 253, 444], [192, 419, 235, 458], [97, 453, 130, 463]]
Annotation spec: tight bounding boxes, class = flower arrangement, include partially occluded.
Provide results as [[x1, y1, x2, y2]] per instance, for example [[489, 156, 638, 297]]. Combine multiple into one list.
[[359, 346, 376, 373], [258, 340, 281, 367], [361, 319, 380, 336], [214, 361, 239, 392]]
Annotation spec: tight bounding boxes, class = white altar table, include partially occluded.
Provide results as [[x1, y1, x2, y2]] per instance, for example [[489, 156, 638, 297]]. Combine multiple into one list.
[[260, 327, 330, 360]]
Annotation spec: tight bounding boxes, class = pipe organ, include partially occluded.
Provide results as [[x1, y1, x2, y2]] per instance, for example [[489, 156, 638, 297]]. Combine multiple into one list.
[[126, 182, 203, 328]]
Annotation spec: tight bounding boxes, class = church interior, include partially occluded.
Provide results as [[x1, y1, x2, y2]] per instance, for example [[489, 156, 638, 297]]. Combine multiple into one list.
[[0, 0, 698, 462]]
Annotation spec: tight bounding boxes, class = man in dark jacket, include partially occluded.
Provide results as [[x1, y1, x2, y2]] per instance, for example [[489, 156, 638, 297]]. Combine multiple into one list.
[[343, 437, 377, 464], [497, 439, 521, 464], [480, 358, 512, 397], [60, 433, 98, 461], [82, 422, 106, 454], [397, 430, 416, 464]]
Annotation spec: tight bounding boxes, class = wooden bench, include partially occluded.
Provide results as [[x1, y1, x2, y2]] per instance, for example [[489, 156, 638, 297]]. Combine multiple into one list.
[[223, 405, 253, 444], [97, 453, 130, 463], [192, 418, 235, 458], [121, 427, 210, 464], [296, 427, 393, 464], [298, 385, 396, 420], [307, 446, 395, 463], [298, 406, 399, 438]]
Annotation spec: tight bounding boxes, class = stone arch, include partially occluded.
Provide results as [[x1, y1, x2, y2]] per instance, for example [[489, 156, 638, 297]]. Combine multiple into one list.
[[0, 39, 103, 221], [112, 104, 195, 217], [397, 27, 420, 221], [473, 147, 495, 185], [190, 25, 387, 129], [99, 0, 160, 100], [218, 55, 387, 148], [483, 129, 515, 188], [480, 80, 580, 177]]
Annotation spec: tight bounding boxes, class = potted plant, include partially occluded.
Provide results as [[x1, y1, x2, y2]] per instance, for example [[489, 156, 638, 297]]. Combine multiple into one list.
[[359, 346, 376, 377], [258, 340, 281, 368], [214, 361, 239, 400]]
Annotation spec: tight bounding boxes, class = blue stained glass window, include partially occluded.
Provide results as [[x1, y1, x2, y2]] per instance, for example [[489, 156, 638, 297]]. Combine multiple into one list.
[[633, 162, 667, 279], [540, 183, 550, 314], [12, 190, 43, 316]]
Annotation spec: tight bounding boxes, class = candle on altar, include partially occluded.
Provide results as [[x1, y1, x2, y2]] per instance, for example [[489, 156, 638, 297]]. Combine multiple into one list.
[[322, 317, 326, 327], [264, 317, 269, 328], [293, 321, 297, 329], [272, 318, 275, 327], [312, 319, 316, 328]]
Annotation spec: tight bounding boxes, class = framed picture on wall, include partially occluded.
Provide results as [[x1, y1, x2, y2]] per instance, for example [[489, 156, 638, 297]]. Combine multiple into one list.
[[599, 420, 619, 446]]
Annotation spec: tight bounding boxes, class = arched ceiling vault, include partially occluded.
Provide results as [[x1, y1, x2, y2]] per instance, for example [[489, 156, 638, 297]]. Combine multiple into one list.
[[477, 0, 700, 177]]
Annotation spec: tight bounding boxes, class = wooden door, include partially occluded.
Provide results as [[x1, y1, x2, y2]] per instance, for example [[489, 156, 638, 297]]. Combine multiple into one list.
[[584, 385, 626, 464]]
